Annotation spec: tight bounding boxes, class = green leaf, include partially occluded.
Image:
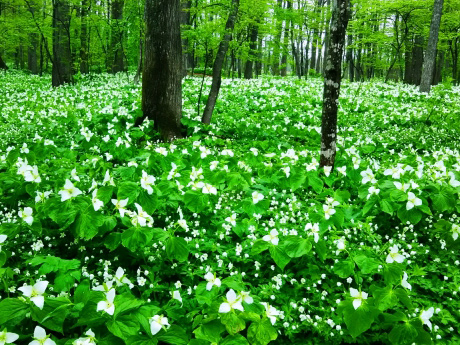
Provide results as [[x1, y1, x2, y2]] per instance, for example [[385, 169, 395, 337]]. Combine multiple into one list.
[[0, 252, 7, 267], [308, 175, 323, 193], [353, 254, 380, 275], [105, 232, 122, 251], [363, 196, 378, 215], [165, 236, 189, 262], [184, 190, 207, 213], [431, 189, 455, 212], [388, 322, 418, 345], [394, 288, 413, 310], [288, 170, 306, 191], [220, 312, 246, 335], [220, 334, 250, 345], [380, 199, 394, 215], [247, 318, 278, 345], [372, 285, 398, 311], [333, 259, 355, 278], [342, 301, 379, 338], [126, 335, 158, 345], [138, 190, 157, 214], [222, 276, 246, 291], [314, 240, 328, 261], [390, 190, 407, 202], [74, 279, 91, 305], [193, 319, 226, 343], [122, 227, 152, 253], [250, 240, 270, 255], [157, 325, 188, 345], [118, 182, 139, 203], [114, 292, 145, 318], [383, 264, 403, 285], [269, 246, 291, 270], [97, 186, 114, 203], [73, 207, 106, 240], [283, 236, 312, 258], [0, 298, 28, 325], [31, 297, 72, 333], [107, 315, 140, 340], [397, 206, 422, 225]]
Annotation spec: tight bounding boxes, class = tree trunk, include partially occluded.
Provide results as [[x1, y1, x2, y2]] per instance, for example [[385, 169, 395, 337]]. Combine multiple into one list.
[[320, 0, 349, 168], [244, 23, 258, 79], [28, 33, 39, 74], [133, 33, 143, 84], [449, 38, 458, 85], [420, 0, 444, 93], [433, 49, 444, 85], [140, 0, 183, 141], [321, 0, 331, 75], [52, 0, 72, 87], [80, 0, 90, 74], [111, 0, 125, 73], [346, 1, 353, 81], [181, 0, 192, 77], [0, 54, 7, 70], [272, 0, 283, 75], [280, 0, 291, 77], [201, 0, 239, 125]]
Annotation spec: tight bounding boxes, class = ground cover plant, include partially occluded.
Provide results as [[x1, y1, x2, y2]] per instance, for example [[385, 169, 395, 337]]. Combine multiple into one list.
[[0, 72, 459, 344]]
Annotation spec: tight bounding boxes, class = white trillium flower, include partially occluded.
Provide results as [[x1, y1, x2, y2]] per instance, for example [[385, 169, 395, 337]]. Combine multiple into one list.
[[420, 307, 434, 331], [131, 203, 153, 227], [406, 192, 422, 210], [394, 181, 410, 192], [386, 245, 405, 264], [323, 166, 332, 177], [337, 166, 347, 175], [260, 302, 280, 325], [58, 179, 82, 202], [305, 223, 320, 243], [350, 288, 368, 310], [114, 267, 131, 287], [73, 329, 96, 345], [111, 198, 129, 217], [140, 170, 156, 195], [401, 271, 412, 290], [96, 288, 116, 315], [0, 234, 7, 252], [71, 168, 80, 182], [262, 229, 279, 246], [239, 291, 253, 304], [91, 190, 104, 211], [204, 272, 221, 291], [323, 204, 336, 220], [0, 329, 19, 344], [171, 290, 182, 304], [177, 219, 188, 231], [29, 326, 56, 345], [225, 214, 237, 227], [452, 224, 460, 241], [149, 315, 170, 335], [219, 289, 244, 313], [202, 183, 217, 195], [24, 165, 41, 183], [18, 281, 48, 309], [282, 166, 290, 178], [18, 207, 34, 226], [252, 191, 264, 204]]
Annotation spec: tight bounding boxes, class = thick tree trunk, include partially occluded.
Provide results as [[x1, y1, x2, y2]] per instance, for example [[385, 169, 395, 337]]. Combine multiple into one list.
[[52, 0, 72, 87], [111, 0, 125, 73], [201, 0, 239, 125], [420, 0, 444, 93], [244, 23, 258, 79], [449, 38, 458, 85], [320, 0, 349, 168], [80, 0, 90, 74], [0, 54, 7, 70], [133, 34, 143, 84], [141, 0, 182, 141], [28, 33, 39, 74], [433, 49, 444, 85]]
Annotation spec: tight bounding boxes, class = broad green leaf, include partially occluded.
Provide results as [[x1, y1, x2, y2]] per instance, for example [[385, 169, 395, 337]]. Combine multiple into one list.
[[157, 325, 188, 345], [184, 190, 208, 213], [193, 319, 226, 343], [250, 240, 270, 255], [165, 236, 189, 262], [354, 254, 380, 275], [107, 315, 140, 340], [118, 182, 139, 203], [31, 297, 72, 333], [372, 285, 398, 311], [114, 292, 145, 318], [220, 312, 246, 335], [342, 301, 380, 338], [333, 259, 355, 278], [269, 246, 291, 270], [122, 227, 152, 253], [0, 298, 28, 325], [221, 334, 250, 345], [138, 190, 157, 214], [104, 232, 122, 251], [247, 318, 278, 345], [308, 175, 323, 193], [431, 189, 455, 212], [73, 207, 106, 240], [388, 322, 418, 345], [380, 199, 394, 215], [283, 236, 312, 258]]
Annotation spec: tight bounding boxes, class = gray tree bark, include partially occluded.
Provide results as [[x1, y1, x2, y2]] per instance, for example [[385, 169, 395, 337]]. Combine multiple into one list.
[[420, 0, 444, 93], [244, 23, 258, 79], [110, 0, 125, 73], [80, 0, 90, 74], [140, 0, 183, 141], [52, 0, 72, 87], [320, 0, 349, 168], [201, 0, 239, 125]]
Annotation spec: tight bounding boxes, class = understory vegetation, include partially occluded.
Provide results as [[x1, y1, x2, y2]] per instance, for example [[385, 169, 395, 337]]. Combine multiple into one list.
[[0, 72, 459, 344]]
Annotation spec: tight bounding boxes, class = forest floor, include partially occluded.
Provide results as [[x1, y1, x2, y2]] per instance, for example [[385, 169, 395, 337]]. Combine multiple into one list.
[[0, 71, 459, 344]]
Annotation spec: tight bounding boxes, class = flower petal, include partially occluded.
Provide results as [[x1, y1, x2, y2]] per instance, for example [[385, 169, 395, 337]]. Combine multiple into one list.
[[218, 303, 231, 313], [34, 325, 47, 339]]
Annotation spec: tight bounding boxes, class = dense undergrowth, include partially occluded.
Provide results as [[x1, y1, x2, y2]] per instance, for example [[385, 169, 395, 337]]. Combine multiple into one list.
[[0, 71, 459, 344]]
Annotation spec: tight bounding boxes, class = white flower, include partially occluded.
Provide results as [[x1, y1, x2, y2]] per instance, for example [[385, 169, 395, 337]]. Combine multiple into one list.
[[367, 186, 380, 199], [225, 214, 237, 227], [0, 329, 19, 344], [401, 272, 412, 290], [71, 168, 80, 182], [350, 288, 368, 310], [336, 238, 346, 252], [386, 245, 405, 264], [111, 198, 129, 217], [149, 315, 170, 335], [406, 192, 422, 210], [204, 272, 221, 291], [177, 219, 188, 231], [420, 307, 434, 331], [18, 207, 33, 225], [252, 191, 264, 204], [171, 290, 182, 303], [210, 161, 219, 171], [0, 234, 7, 252], [305, 223, 320, 243], [260, 302, 280, 325], [29, 326, 56, 345], [58, 179, 82, 202], [96, 289, 116, 315], [140, 170, 156, 195], [219, 289, 244, 313], [337, 166, 347, 176], [394, 181, 410, 192], [131, 203, 153, 227], [360, 168, 376, 184], [239, 291, 253, 304], [282, 167, 290, 178], [323, 166, 332, 177], [384, 166, 402, 179], [114, 267, 131, 287], [91, 190, 104, 211], [18, 281, 48, 309], [323, 204, 336, 220], [262, 229, 279, 245], [202, 184, 217, 195], [452, 224, 460, 241], [73, 329, 96, 345], [24, 166, 41, 183]]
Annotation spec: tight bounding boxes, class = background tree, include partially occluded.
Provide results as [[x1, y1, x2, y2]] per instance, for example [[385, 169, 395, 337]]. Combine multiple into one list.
[[140, 0, 183, 141], [320, 0, 349, 168], [52, 0, 72, 86]]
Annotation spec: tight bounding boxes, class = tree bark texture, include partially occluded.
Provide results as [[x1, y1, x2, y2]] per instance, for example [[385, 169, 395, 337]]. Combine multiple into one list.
[[80, 0, 90, 74], [111, 0, 125, 73], [320, 0, 349, 168], [201, 0, 239, 125], [0, 54, 7, 70], [28, 33, 39, 74], [420, 0, 444, 93], [244, 23, 258, 79], [181, 0, 192, 77], [52, 0, 72, 87], [141, 0, 182, 141]]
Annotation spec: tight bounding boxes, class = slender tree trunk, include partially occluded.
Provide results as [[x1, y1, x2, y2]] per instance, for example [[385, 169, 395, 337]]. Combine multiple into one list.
[[181, 0, 192, 77], [420, 0, 444, 93], [133, 34, 143, 84], [52, 0, 72, 86], [0, 54, 7, 70], [321, 0, 331, 75], [80, 0, 90, 74], [111, 0, 125, 73], [28, 33, 39, 74], [433, 49, 444, 85], [201, 0, 239, 125], [140, 0, 182, 141], [272, 0, 283, 75], [449, 38, 458, 85], [320, 0, 349, 168], [244, 23, 258, 79]]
